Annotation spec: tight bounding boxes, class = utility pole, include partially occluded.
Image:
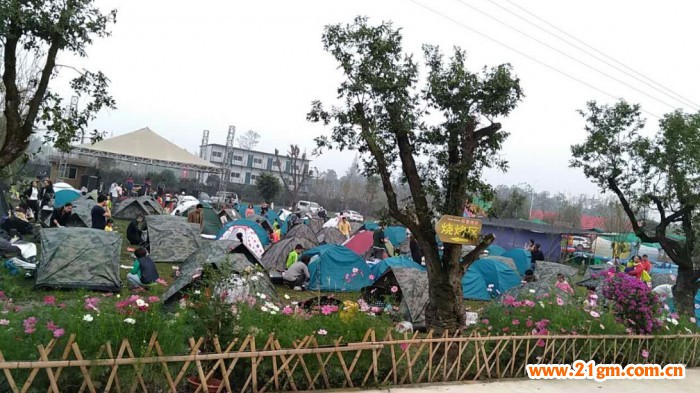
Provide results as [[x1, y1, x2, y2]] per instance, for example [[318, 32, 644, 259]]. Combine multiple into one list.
[[219, 126, 236, 193], [198, 129, 209, 184]]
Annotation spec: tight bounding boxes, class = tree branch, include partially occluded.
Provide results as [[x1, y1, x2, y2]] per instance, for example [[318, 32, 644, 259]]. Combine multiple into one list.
[[473, 122, 501, 141], [648, 194, 666, 222], [460, 234, 495, 268], [607, 177, 658, 243], [23, 37, 61, 136]]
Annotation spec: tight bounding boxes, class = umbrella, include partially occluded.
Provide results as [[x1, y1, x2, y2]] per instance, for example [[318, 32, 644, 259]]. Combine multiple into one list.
[[54, 189, 81, 208]]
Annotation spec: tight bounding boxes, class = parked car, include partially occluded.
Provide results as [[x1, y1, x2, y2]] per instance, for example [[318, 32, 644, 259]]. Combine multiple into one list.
[[297, 200, 322, 214], [211, 191, 239, 206], [342, 210, 364, 222], [571, 236, 591, 251]]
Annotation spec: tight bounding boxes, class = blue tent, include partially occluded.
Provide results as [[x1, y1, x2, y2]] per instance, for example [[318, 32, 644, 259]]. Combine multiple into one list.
[[385, 226, 407, 247], [502, 249, 531, 275], [695, 287, 700, 328], [462, 258, 522, 300], [361, 222, 380, 231], [307, 245, 372, 292], [487, 245, 506, 257], [370, 256, 425, 279], [303, 243, 336, 258], [265, 210, 287, 235], [217, 219, 270, 246], [54, 189, 81, 208]]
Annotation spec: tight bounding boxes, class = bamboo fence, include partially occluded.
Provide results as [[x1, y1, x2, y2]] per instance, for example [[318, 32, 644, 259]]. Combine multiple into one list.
[[1, 330, 699, 392]]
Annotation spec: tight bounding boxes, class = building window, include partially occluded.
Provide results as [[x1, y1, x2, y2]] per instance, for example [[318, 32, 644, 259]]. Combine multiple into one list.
[[253, 158, 263, 165], [211, 151, 222, 158], [233, 155, 243, 162], [230, 172, 241, 179], [251, 174, 258, 181], [67, 167, 78, 179]]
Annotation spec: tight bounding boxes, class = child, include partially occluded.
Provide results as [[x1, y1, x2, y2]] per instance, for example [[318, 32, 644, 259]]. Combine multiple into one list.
[[127, 248, 159, 291], [104, 219, 115, 232], [523, 269, 537, 283], [269, 227, 280, 243], [583, 286, 598, 311], [555, 273, 574, 295], [286, 244, 304, 269]]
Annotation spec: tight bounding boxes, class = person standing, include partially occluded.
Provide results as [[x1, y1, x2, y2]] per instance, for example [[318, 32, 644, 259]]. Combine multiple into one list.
[[91, 195, 111, 230], [125, 175, 134, 197], [530, 243, 545, 271], [139, 178, 152, 197], [338, 216, 351, 240], [187, 204, 204, 232], [39, 180, 54, 209], [156, 180, 165, 198], [372, 223, 389, 259], [24, 180, 40, 221], [245, 203, 255, 218], [286, 244, 304, 269]]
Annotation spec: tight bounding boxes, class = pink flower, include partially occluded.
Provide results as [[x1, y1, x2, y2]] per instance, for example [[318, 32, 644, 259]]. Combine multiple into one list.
[[523, 300, 535, 308], [84, 297, 101, 313], [390, 286, 399, 293], [317, 329, 328, 336], [641, 349, 649, 358], [321, 305, 338, 315], [512, 319, 520, 326], [156, 278, 168, 285], [399, 343, 408, 351], [536, 339, 545, 347], [481, 319, 489, 325], [115, 300, 130, 309], [0, 319, 9, 326], [282, 306, 293, 315], [43, 296, 56, 306], [148, 296, 160, 303], [0, 291, 5, 300], [24, 326, 35, 334], [52, 328, 65, 338], [370, 307, 382, 313], [46, 321, 58, 331], [526, 320, 533, 328], [369, 274, 375, 280], [24, 317, 37, 325], [556, 297, 564, 306], [690, 317, 696, 324], [57, 303, 66, 309]]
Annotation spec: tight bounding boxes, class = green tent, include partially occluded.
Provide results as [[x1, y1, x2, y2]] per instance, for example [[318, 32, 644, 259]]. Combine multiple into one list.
[[35, 228, 122, 292], [180, 202, 227, 236], [145, 215, 201, 262]]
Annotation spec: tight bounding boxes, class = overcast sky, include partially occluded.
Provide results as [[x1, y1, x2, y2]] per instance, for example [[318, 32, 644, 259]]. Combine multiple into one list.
[[61, 0, 700, 197]]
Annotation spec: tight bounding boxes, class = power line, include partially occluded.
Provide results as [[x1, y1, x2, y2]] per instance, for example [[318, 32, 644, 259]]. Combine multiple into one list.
[[453, 0, 685, 112], [407, 0, 661, 118], [500, 0, 700, 110]]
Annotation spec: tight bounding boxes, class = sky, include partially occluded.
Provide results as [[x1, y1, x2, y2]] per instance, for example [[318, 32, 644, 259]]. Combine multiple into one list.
[[58, 0, 700, 197]]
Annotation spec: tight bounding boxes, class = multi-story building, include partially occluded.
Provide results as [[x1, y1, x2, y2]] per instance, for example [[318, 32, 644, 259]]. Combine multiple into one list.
[[200, 144, 312, 187]]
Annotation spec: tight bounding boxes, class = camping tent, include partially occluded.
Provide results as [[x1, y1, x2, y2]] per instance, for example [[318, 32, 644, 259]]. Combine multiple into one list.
[[138, 196, 164, 215], [54, 189, 81, 208], [218, 219, 270, 246], [487, 245, 506, 257], [344, 230, 374, 256], [261, 237, 318, 272], [145, 215, 201, 262], [42, 197, 94, 228], [179, 202, 225, 236], [501, 249, 532, 275], [322, 217, 340, 229], [35, 228, 122, 291], [217, 225, 265, 259], [369, 255, 425, 278], [265, 210, 287, 234], [462, 258, 522, 300], [362, 267, 429, 329], [487, 256, 520, 275], [285, 224, 318, 245], [161, 240, 275, 303], [113, 197, 156, 219], [316, 227, 346, 245], [384, 226, 407, 247], [307, 245, 372, 291], [535, 261, 578, 282]]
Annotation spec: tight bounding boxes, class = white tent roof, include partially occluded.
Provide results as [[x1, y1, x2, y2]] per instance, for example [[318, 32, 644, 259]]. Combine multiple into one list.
[[74, 127, 219, 171]]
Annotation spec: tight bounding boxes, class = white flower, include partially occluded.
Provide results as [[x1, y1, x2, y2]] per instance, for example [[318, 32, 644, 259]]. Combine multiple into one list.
[[124, 318, 136, 325], [529, 289, 536, 294], [284, 294, 291, 300], [171, 266, 179, 270], [261, 306, 269, 312], [83, 314, 94, 322], [135, 299, 147, 308], [291, 301, 298, 305], [193, 290, 201, 295], [538, 301, 545, 308], [270, 311, 277, 315], [250, 276, 259, 281], [259, 294, 267, 300], [671, 319, 679, 326], [352, 268, 359, 274], [317, 329, 328, 336]]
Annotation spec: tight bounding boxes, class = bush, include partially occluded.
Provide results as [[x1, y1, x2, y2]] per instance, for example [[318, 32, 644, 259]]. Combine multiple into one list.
[[601, 271, 664, 334]]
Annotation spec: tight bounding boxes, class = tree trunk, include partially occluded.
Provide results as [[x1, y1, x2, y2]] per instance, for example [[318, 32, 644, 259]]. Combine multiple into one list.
[[424, 244, 464, 333], [673, 263, 698, 315]]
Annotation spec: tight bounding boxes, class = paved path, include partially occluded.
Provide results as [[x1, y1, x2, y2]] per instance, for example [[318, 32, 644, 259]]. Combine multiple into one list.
[[353, 368, 700, 393]]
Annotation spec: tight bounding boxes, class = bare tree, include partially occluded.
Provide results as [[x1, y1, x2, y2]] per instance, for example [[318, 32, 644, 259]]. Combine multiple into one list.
[[237, 129, 260, 150], [274, 145, 308, 208]]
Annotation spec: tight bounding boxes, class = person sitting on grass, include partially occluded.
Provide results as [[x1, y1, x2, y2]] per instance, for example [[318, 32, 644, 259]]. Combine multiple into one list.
[[283, 254, 311, 291], [286, 244, 304, 269], [127, 247, 159, 291]]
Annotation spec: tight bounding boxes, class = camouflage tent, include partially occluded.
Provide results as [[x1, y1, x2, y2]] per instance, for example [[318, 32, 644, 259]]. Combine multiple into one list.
[[261, 237, 318, 272], [41, 197, 95, 228], [35, 228, 122, 291], [316, 227, 345, 245], [535, 261, 579, 282], [113, 197, 153, 219], [145, 215, 201, 262], [576, 264, 611, 289], [138, 196, 164, 215], [285, 224, 318, 245], [161, 240, 276, 303], [488, 256, 519, 275], [308, 218, 324, 233], [652, 273, 676, 287], [362, 267, 429, 329]]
